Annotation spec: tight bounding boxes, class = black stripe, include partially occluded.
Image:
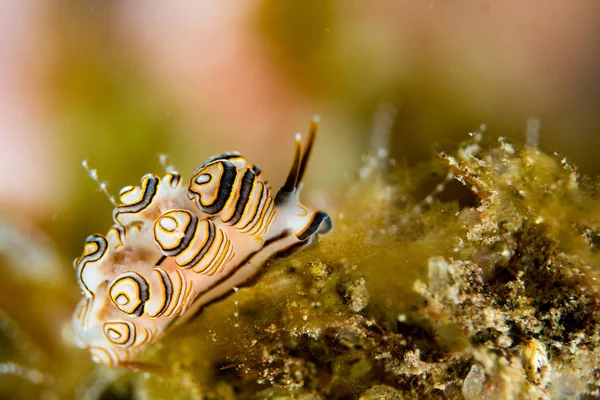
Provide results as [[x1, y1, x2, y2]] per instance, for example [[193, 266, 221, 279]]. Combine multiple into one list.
[[115, 175, 159, 215], [194, 152, 241, 173], [282, 142, 301, 192], [318, 213, 333, 234], [250, 164, 261, 176], [105, 327, 120, 342], [209, 239, 230, 275], [240, 182, 264, 230], [297, 211, 333, 241], [252, 184, 270, 230], [169, 173, 181, 188], [275, 235, 315, 259], [128, 272, 150, 317], [154, 255, 166, 266], [154, 268, 172, 317], [249, 193, 270, 235], [77, 235, 108, 295], [124, 321, 136, 347], [161, 212, 198, 257], [181, 220, 216, 269], [226, 168, 255, 225], [296, 120, 317, 186], [196, 161, 237, 215], [113, 224, 125, 243], [81, 235, 108, 263]]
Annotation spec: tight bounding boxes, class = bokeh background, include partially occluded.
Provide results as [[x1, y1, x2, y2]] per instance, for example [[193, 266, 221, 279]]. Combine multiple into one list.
[[1, 0, 600, 317]]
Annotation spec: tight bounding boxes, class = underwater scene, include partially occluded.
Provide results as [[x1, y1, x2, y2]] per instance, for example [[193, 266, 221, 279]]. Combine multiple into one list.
[[1, 2, 600, 399]]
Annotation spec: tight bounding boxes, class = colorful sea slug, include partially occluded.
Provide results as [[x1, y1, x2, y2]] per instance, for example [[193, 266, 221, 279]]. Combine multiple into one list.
[[72, 118, 332, 367]]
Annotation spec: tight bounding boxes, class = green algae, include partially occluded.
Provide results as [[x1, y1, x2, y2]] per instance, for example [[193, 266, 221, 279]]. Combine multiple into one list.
[[2, 132, 600, 399]]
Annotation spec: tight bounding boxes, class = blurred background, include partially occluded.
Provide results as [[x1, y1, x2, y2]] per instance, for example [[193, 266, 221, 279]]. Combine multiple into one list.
[[1, 1, 600, 299]]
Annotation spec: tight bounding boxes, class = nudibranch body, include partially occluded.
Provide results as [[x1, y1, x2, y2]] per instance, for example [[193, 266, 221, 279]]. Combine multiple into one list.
[[72, 119, 332, 367]]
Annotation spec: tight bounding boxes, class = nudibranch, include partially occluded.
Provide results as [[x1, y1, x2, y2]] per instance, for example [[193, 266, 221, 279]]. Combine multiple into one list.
[[72, 118, 332, 367]]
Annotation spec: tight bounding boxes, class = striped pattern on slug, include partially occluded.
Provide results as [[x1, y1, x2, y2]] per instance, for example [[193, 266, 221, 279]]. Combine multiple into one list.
[[103, 321, 136, 347], [74, 234, 114, 298], [72, 117, 333, 367], [109, 272, 149, 317], [147, 268, 194, 319], [112, 172, 188, 228], [108, 267, 194, 320], [153, 210, 235, 275], [188, 161, 275, 236]]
